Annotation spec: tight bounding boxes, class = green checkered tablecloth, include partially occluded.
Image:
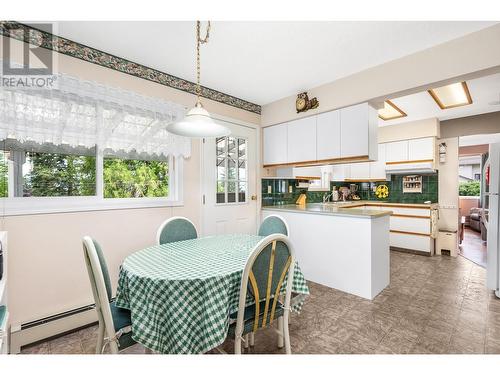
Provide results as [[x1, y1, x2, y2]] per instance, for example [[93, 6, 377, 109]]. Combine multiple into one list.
[[115, 234, 309, 354]]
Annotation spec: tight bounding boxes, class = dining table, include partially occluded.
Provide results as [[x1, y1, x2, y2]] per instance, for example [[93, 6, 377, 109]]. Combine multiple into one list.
[[115, 233, 309, 354]]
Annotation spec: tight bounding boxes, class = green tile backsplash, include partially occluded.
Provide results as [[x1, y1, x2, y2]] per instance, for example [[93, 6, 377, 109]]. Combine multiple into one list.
[[262, 173, 438, 206]]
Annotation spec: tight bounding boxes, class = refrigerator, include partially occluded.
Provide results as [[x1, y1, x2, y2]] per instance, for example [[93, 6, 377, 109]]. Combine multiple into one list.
[[487, 142, 500, 298]]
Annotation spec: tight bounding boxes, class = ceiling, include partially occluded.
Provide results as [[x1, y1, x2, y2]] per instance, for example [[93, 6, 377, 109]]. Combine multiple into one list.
[[378, 73, 500, 127], [53, 21, 496, 106]]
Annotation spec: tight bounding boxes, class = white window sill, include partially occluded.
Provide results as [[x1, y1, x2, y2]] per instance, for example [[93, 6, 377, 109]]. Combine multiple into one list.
[[0, 197, 184, 216]]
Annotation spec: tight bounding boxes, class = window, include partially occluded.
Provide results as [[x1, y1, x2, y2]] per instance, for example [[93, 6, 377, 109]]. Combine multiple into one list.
[[216, 136, 247, 204], [23, 151, 96, 197], [0, 140, 181, 215], [103, 157, 169, 198], [0, 151, 8, 198], [0, 72, 189, 214]]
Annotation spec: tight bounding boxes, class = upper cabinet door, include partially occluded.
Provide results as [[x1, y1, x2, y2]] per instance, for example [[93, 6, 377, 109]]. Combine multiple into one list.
[[349, 162, 371, 180], [385, 140, 408, 163], [287, 116, 317, 163], [263, 123, 287, 166], [316, 110, 341, 161], [340, 103, 369, 158], [370, 143, 387, 180], [408, 137, 435, 161]]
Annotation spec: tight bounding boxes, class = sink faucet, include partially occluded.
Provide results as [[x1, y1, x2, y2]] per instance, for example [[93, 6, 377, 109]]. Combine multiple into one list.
[[323, 192, 333, 203]]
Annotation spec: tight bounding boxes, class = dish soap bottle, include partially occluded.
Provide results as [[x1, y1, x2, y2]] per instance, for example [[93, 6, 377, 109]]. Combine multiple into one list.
[[332, 186, 339, 202]]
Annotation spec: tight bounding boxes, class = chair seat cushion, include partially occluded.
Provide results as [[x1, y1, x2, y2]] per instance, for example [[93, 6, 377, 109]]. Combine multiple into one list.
[[228, 299, 284, 337], [110, 301, 132, 331]]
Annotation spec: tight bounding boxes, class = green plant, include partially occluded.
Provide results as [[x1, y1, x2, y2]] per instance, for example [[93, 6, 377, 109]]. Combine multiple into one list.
[[459, 180, 480, 196]]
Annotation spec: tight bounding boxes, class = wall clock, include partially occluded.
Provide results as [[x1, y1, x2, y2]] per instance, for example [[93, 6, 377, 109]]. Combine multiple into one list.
[[296, 92, 319, 113]]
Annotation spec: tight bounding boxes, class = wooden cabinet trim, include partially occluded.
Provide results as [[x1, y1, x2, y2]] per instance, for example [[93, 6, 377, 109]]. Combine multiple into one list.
[[391, 213, 431, 219], [263, 155, 369, 168], [390, 229, 431, 237], [385, 159, 434, 165]]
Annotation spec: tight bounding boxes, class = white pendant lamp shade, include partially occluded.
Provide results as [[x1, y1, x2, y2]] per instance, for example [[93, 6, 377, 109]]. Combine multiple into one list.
[[167, 103, 231, 138], [166, 21, 231, 138]]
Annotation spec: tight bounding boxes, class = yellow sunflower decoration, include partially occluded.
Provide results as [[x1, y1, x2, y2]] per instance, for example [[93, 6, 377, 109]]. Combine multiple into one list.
[[375, 184, 389, 199]]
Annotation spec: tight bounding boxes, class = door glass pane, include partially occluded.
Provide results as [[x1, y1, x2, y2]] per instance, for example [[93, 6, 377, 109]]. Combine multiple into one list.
[[228, 158, 236, 180], [228, 181, 236, 203], [216, 137, 226, 157], [216, 181, 225, 203], [238, 160, 246, 180], [217, 158, 226, 180], [227, 137, 237, 160], [238, 181, 246, 202], [238, 138, 246, 158]]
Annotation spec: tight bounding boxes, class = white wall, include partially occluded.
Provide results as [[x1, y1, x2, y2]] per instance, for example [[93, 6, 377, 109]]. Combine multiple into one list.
[[438, 137, 459, 231], [378, 118, 440, 143]]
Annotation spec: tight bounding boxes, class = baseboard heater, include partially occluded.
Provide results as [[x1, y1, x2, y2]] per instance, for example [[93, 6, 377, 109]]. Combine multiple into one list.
[[10, 304, 98, 354]]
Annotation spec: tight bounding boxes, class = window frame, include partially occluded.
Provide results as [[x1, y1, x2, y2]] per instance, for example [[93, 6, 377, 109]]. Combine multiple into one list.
[[0, 146, 184, 216], [215, 135, 248, 206]]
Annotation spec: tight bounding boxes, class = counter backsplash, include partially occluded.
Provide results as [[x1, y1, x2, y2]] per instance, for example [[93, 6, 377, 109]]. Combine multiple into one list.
[[261, 173, 438, 206]]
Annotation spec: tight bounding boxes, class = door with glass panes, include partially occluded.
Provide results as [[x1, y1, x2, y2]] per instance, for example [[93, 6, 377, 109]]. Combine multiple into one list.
[[201, 120, 257, 236]]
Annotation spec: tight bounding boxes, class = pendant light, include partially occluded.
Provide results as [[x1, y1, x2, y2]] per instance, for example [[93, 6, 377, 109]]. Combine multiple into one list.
[[166, 21, 231, 138]]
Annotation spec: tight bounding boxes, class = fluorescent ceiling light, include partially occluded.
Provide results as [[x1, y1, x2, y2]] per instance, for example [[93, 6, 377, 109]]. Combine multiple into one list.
[[378, 100, 407, 121], [428, 82, 472, 110]]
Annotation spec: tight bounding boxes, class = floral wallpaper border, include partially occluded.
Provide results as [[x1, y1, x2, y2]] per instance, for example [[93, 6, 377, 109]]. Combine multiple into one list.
[[0, 21, 261, 115]]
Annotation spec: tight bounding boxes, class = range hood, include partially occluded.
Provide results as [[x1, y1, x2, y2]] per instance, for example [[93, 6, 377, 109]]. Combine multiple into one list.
[[385, 161, 436, 175]]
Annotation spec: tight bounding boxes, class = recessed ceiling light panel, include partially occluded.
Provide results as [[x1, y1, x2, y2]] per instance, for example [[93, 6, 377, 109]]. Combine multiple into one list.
[[428, 82, 473, 110], [378, 100, 407, 121]]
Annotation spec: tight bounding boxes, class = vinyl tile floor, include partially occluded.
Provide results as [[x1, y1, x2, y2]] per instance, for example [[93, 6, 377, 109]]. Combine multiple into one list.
[[21, 251, 500, 355], [460, 227, 487, 268]]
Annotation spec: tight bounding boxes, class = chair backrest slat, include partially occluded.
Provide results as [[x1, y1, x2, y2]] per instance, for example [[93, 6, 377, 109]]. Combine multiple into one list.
[[248, 271, 260, 332], [269, 255, 292, 325], [261, 240, 277, 328]]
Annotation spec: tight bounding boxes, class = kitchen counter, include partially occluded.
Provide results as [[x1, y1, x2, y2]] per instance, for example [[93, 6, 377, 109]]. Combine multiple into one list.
[[262, 203, 392, 219], [262, 203, 390, 300]]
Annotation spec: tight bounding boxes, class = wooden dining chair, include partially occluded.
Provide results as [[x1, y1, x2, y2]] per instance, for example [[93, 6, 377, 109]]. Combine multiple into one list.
[[258, 215, 289, 237], [228, 233, 295, 354], [82, 236, 136, 354], [156, 216, 198, 245]]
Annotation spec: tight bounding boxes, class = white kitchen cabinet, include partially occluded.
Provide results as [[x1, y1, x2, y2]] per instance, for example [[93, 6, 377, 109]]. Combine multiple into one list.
[[349, 162, 371, 180], [287, 116, 317, 163], [332, 164, 350, 181], [370, 143, 387, 180], [316, 110, 341, 161], [263, 102, 377, 166], [385, 140, 408, 163], [263, 123, 287, 166], [408, 137, 435, 161], [390, 232, 434, 253], [340, 103, 370, 158]]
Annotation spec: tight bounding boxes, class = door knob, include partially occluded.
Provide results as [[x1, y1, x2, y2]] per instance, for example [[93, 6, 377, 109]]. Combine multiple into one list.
[[251, 195, 257, 200]]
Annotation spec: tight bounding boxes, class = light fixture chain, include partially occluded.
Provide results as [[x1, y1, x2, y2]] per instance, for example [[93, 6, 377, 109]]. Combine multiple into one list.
[[196, 21, 211, 104]]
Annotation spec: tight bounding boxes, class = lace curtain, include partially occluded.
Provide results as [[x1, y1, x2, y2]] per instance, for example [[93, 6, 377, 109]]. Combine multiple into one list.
[[0, 67, 191, 158]]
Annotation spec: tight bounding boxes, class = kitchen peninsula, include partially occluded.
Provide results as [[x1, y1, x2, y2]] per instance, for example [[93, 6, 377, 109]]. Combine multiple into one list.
[[262, 203, 392, 299]]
